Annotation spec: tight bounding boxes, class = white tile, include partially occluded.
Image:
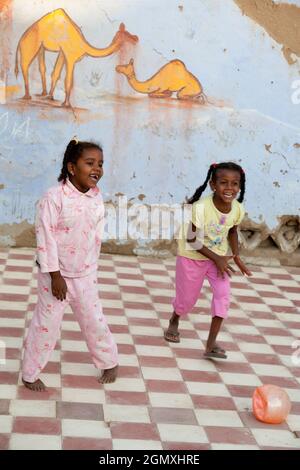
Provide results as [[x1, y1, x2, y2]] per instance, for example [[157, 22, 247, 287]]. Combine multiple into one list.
[[62, 419, 110, 438], [240, 303, 271, 312], [0, 300, 27, 310], [265, 335, 295, 346], [0, 415, 13, 433], [61, 340, 88, 352], [113, 439, 162, 450], [186, 382, 230, 397], [101, 299, 123, 309], [251, 429, 300, 449], [220, 373, 262, 386], [61, 362, 97, 376], [272, 279, 299, 287], [263, 298, 295, 307], [135, 345, 173, 358], [10, 434, 61, 450], [0, 337, 23, 348], [61, 321, 80, 331], [118, 279, 146, 287], [149, 392, 194, 409], [9, 400, 56, 417], [104, 405, 150, 423], [118, 354, 139, 367], [195, 410, 243, 427], [141, 367, 182, 381], [286, 414, 300, 432], [125, 309, 157, 319], [158, 423, 208, 443], [61, 388, 105, 403], [251, 364, 292, 377], [176, 358, 217, 372], [238, 342, 274, 354], [2, 272, 32, 280], [211, 444, 260, 450], [0, 285, 30, 294], [129, 326, 163, 337], [232, 396, 252, 411], [113, 334, 134, 345], [105, 315, 128, 326], [121, 293, 152, 303], [225, 325, 260, 335], [0, 385, 17, 399]]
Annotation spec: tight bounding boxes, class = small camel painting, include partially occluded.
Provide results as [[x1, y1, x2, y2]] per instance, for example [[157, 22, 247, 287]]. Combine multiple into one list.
[[116, 58, 204, 101], [15, 8, 138, 107]]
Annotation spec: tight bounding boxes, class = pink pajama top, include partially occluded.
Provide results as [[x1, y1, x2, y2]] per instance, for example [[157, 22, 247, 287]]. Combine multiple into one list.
[[36, 179, 105, 278]]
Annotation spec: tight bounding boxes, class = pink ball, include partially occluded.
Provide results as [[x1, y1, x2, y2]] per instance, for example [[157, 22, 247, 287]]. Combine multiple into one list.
[[253, 384, 291, 424]]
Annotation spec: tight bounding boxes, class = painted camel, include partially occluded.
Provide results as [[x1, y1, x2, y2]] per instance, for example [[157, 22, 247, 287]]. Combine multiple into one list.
[[234, 0, 300, 65], [15, 8, 138, 107], [116, 59, 203, 100]]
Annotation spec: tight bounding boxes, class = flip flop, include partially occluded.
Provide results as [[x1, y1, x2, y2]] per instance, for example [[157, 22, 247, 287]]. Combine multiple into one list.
[[213, 346, 226, 354], [164, 330, 180, 343], [203, 348, 227, 359]]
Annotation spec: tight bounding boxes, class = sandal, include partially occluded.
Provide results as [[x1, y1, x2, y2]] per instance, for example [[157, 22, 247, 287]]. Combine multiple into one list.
[[164, 330, 180, 343], [203, 347, 227, 359]]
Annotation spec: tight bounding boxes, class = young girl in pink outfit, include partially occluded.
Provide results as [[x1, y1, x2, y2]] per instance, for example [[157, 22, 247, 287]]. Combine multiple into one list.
[[164, 162, 252, 359], [22, 139, 118, 391]]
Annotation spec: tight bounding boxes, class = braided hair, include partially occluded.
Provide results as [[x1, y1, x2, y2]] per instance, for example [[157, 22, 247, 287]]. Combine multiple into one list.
[[58, 139, 103, 183], [188, 162, 245, 204]]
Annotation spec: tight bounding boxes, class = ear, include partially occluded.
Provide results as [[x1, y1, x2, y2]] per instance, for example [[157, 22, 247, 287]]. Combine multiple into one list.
[[67, 162, 75, 176], [119, 23, 125, 32], [209, 180, 215, 191]]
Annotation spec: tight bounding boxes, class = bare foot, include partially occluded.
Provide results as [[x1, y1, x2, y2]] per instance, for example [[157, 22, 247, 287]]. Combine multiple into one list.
[[98, 365, 118, 384], [22, 378, 46, 391]]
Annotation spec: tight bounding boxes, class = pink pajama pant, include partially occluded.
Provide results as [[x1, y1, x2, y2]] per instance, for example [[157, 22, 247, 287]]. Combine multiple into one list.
[[172, 256, 230, 318], [22, 270, 118, 383]]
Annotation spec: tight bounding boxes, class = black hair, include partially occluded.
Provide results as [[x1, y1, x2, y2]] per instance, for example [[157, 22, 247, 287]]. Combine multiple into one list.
[[58, 139, 103, 183], [188, 161, 246, 204]]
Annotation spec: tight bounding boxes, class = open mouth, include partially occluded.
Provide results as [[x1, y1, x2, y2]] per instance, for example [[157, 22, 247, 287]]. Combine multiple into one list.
[[89, 174, 99, 182]]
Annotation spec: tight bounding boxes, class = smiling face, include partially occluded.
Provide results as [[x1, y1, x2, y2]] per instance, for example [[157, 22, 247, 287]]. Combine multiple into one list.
[[67, 147, 103, 193], [210, 169, 241, 206]]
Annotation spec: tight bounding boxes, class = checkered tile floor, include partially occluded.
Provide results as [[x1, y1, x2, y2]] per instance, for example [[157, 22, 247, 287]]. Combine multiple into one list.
[[0, 248, 300, 450]]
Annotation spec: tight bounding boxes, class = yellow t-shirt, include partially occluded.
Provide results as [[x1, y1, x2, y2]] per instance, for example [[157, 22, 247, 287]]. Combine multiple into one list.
[[177, 194, 245, 260]]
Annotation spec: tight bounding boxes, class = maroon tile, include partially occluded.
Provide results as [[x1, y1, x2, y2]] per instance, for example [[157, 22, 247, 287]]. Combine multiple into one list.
[[244, 353, 281, 365], [17, 386, 61, 401], [13, 417, 61, 435], [146, 281, 173, 289], [2, 278, 29, 286], [248, 278, 272, 285], [98, 265, 115, 272], [280, 286, 300, 294], [174, 348, 202, 359], [271, 306, 297, 314], [151, 296, 171, 304], [102, 307, 124, 316], [0, 293, 28, 302], [43, 362, 61, 374], [272, 345, 294, 355], [56, 402, 103, 420], [231, 334, 267, 344], [150, 407, 197, 425], [120, 286, 149, 295], [0, 434, 9, 450], [255, 290, 284, 298], [115, 261, 139, 268], [118, 344, 136, 355], [146, 380, 187, 394], [181, 370, 222, 383], [163, 442, 210, 450], [214, 362, 254, 374], [63, 437, 112, 450], [62, 374, 99, 389], [61, 330, 84, 341], [270, 274, 293, 280], [291, 403, 300, 414], [133, 335, 165, 346], [238, 411, 290, 430], [139, 356, 177, 368], [61, 351, 91, 363], [235, 295, 264, 304], [124, 301, 153, 310], [0, 399, 9, 415], [97, 277, 118, 285], [109, 325, 130, 334], [258, 376, 300, 389], [118, 273, 144, 280], [0, 372, 19, 385], [227, 385, 256, 398], [8, 254, 33, 260], [257, 327, 292, 336], [118, 366, 141, 378], [5, 265, 32, 272], [5, 348, 21, 360], [0, 310, 24, 319], [142, 269, 168, 276], [205, 426, 256, 445], [111, 422, 160, 440], [105, 390, 149, 406], [100, 291, 122, 300], [191, 395, 236, 410], [0, 327, 24, 337]]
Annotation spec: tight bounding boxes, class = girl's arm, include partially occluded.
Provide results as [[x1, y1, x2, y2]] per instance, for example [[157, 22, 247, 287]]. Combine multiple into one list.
[[36, 196, 67, 300], [187, 222, 234, 277], [228, 225, 252, 276]]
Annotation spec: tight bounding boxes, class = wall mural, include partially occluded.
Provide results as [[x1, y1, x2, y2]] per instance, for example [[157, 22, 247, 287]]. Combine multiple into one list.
[[116, 58, 204, 101], [15, 8, 139, 107]]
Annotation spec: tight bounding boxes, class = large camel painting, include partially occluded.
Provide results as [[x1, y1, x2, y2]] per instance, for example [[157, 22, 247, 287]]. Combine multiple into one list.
[[15, 8, 138, 107]]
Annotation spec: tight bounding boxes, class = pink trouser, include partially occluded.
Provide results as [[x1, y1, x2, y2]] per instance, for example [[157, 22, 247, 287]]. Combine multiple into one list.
[[172, 256, 230, 318], [22, 270, 118, 382]]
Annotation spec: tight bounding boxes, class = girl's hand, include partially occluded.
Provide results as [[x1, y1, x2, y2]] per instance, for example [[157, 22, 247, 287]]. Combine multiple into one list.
[[50, 272, 67, 301], [213, 255, 236, 278], [233, 256, 252, 276]]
